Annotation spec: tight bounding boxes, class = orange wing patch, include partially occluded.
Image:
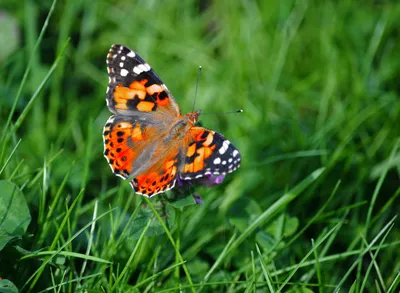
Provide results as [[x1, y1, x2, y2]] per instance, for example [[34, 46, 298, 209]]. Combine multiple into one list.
[[130, 158, 178, 197], [184, 130, 216, 174], [114, 84, 145, 110], [181, 127, 220, 177], [131, 124, 145, 142], [137, 101, 155, 112], [184, 144, 216, 173], [202, 131, 214, 147], [103, 117, 146, 178], [112, 79, 170, 112], [186, 143, 196, 157]]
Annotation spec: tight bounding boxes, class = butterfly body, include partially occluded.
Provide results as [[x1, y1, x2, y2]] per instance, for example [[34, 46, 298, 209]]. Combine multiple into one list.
[[104, 45, 240, 197]]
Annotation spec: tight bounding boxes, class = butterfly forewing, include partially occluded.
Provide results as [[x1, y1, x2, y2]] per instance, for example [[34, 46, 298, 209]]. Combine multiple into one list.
[[180, 127, 241, 179], [106, 44, 180, 116]]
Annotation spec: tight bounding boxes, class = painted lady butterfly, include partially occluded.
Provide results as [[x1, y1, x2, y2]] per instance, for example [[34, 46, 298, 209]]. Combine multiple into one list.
[[103, 45, 241, 197]]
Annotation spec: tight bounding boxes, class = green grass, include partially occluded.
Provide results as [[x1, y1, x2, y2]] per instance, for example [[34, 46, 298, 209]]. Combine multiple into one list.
[[1, 0, 400, 292]]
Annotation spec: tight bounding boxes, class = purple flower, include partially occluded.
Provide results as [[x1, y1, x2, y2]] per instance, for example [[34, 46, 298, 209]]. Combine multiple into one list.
[[177, 174, 226, 187], [171, 174, 225, 204], [199, 174, 225, 186], [193, 193, 204, 204]]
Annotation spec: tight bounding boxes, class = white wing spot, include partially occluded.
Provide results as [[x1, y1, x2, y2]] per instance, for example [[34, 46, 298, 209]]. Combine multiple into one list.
[[222, 161, 226, 165], [121, 69, 129, 76], [232, 150, 239, 157], [133, 66, 140, 75], [127, 51, 136, 58], [121, 56, 126, 61], [213, 157, 221, 164], [195, 174, 203, 179], [133, 63, 151, 75], [219, 140, 230, 155], [141, 64, 150, 72], [119, 62, 124, 67], [228, 158, 233, 163]]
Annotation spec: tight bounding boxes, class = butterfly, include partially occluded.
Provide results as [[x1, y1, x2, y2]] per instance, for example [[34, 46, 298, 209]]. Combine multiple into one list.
[[103, 45, 241, 197]]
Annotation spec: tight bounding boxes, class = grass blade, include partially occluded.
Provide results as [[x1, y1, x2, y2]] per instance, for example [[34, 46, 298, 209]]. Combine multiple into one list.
[[111, 217, 152, 290], [144, 197, 196, 293], [204, 167, 325, 281]]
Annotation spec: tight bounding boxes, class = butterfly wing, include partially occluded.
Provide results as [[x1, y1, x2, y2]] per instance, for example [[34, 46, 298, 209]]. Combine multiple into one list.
[[180, 126, 241, 179], [106, 44, 181, 117], [104, 45, 184, 197], [103, 115, 182, 197], [103, 115, 158, 179], [129, 153, 181, 197]]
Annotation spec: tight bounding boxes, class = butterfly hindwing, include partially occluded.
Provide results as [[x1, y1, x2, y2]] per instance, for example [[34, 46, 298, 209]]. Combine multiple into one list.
[[103, 115, 169, 178], [130, 156, 180, 197], [180, 126, 241, 179], [103, 114, 182, 197], [103, 115, 147, 178], [106, 44, 180, 116]]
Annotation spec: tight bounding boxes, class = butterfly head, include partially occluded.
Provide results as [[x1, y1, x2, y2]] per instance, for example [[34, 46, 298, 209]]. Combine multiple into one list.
[[186, 110, 201, 124]]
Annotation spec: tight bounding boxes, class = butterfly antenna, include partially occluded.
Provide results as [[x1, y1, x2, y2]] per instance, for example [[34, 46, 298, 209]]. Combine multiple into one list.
[[192, 66, 202, 112], [201, 109, 244, 115]]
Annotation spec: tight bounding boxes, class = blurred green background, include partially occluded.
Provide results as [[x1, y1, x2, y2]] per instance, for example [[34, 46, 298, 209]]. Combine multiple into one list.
[[1, 0, 400, 292]]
